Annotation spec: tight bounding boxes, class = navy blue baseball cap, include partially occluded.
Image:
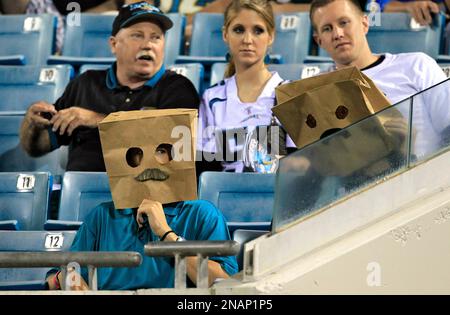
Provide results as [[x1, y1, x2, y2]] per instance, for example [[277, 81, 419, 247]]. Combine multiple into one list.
[[112, 2, 173, 36]]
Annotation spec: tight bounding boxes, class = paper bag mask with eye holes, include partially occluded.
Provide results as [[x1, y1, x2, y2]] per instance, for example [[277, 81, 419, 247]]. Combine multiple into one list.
[[99, 109, 198, 209], [272, 66, 404, 177]]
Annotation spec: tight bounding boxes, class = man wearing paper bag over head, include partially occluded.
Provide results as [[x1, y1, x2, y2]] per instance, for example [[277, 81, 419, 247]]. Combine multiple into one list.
[[272, 66, 408, 177], [47, 109, 237, 291]]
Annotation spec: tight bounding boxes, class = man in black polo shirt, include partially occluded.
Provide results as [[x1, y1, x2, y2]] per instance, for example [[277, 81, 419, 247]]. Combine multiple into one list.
[[20, 2, 200, 172]]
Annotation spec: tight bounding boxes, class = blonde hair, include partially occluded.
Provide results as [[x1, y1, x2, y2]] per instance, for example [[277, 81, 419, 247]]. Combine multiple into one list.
[[223, 0, 275, 78]]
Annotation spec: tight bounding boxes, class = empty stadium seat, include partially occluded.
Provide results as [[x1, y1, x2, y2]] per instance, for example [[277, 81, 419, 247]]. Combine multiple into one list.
[[0, 172, 52, 230], [233, 229, 269, 270], [0, 65, 71, 175], [79, 63, 204, 93], [167, 63, 204, 92], [44, 172, 111, 230], [0, 115, 68, 176], [47, 13, 185, 67], [0, 65, 73, 113], [318, 13, 445, 59], [198, 172, 275, 234], [0, 14, 56, 66], [209, 62, 335, 86], [0, 230, 76, 290]]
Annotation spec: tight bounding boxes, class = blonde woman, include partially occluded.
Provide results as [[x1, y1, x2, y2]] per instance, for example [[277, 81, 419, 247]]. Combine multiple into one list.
[[197, 0, 294, 173]]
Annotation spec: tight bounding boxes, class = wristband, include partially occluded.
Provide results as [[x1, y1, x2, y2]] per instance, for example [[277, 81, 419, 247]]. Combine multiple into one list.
[[53, 271, 61, 290], [160, 230, 175, 241]]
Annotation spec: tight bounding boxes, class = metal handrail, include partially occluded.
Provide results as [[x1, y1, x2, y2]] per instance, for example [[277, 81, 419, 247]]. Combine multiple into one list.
[[0, 251, 142, 268], [145, 240, 239, 289], [0, 251, 142, 291], [144, 240, 240, 257]]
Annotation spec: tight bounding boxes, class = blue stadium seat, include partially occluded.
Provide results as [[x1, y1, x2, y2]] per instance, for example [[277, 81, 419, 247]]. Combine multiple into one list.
[[318, 13, 445, 59], [272, 13, 312, 64], [0, 65, 71, 175], [0, 230, 76, 290], [0, 172, 52, 230], [79, 62, 204, 93], [0, 115, 68, 175], [233, 229, 269, 270], [209, 62, 334, 86], [0, 14, 56, 66], [0, 65, 73, 113], [47, 13, 185, 67], [177, 12, 312, 65], [167, 63, 204, 93], [209, 62, 226, 87], [44, 172, 111, 230], [198, 172, 275, 235], [178, 13, 226, 65]]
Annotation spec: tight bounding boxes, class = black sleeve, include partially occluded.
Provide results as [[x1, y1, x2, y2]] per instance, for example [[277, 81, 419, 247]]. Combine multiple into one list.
[[157, 74, 201, 110]]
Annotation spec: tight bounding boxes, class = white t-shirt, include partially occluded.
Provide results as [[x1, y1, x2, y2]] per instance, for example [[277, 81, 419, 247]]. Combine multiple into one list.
[[198, 71, 294, 172], [363, 52, 449, 158]]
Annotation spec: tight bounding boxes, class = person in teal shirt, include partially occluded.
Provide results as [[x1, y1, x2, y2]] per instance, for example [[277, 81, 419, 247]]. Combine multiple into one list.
[[47, 198, 237, 290]]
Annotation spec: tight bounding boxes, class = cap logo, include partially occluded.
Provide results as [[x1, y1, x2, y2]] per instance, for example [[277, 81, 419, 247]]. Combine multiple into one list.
[[128, 2, 161, 14]]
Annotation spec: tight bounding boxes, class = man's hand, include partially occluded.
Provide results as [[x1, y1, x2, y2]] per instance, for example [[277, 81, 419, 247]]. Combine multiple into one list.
[[24, 101, 57, 130], [405, 1, 440, 25], [136, 199, 171, 238], [64, 268, 89, 291], [48, 269, 89, 291], [50, 107, 106, 136]]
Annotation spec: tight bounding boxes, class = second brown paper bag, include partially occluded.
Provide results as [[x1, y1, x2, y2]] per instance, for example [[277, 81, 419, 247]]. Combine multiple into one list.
[[272, 66, 404, 176]]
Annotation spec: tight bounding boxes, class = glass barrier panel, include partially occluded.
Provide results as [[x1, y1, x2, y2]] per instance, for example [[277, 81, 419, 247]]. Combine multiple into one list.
[[409, 78, 450, 165], [272, 98, 412, 231]]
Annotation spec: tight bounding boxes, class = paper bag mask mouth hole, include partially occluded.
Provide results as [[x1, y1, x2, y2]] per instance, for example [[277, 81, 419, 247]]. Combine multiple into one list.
[[321, 128, 342, 140]]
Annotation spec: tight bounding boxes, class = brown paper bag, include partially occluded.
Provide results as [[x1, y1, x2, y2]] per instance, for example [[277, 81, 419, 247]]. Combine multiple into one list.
[[272, 66, 404, 176], [307, 114, 404, 177], [99, 109, 198, 209]]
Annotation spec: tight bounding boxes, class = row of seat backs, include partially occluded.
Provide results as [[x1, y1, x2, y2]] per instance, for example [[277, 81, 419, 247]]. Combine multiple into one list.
[[0, 171, 275, 232], [0, 63, 202, 111], [0, 65, 73, 113], [51, 172, 276, 234], [318, 13, 446, 60], [185, 12, 312, 64], [2, 12, 446, 68], [0, 65, 71, 175], [0, 14, 56, 66], [0, 228, 264, 289], [0, 13, 185, 67]]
